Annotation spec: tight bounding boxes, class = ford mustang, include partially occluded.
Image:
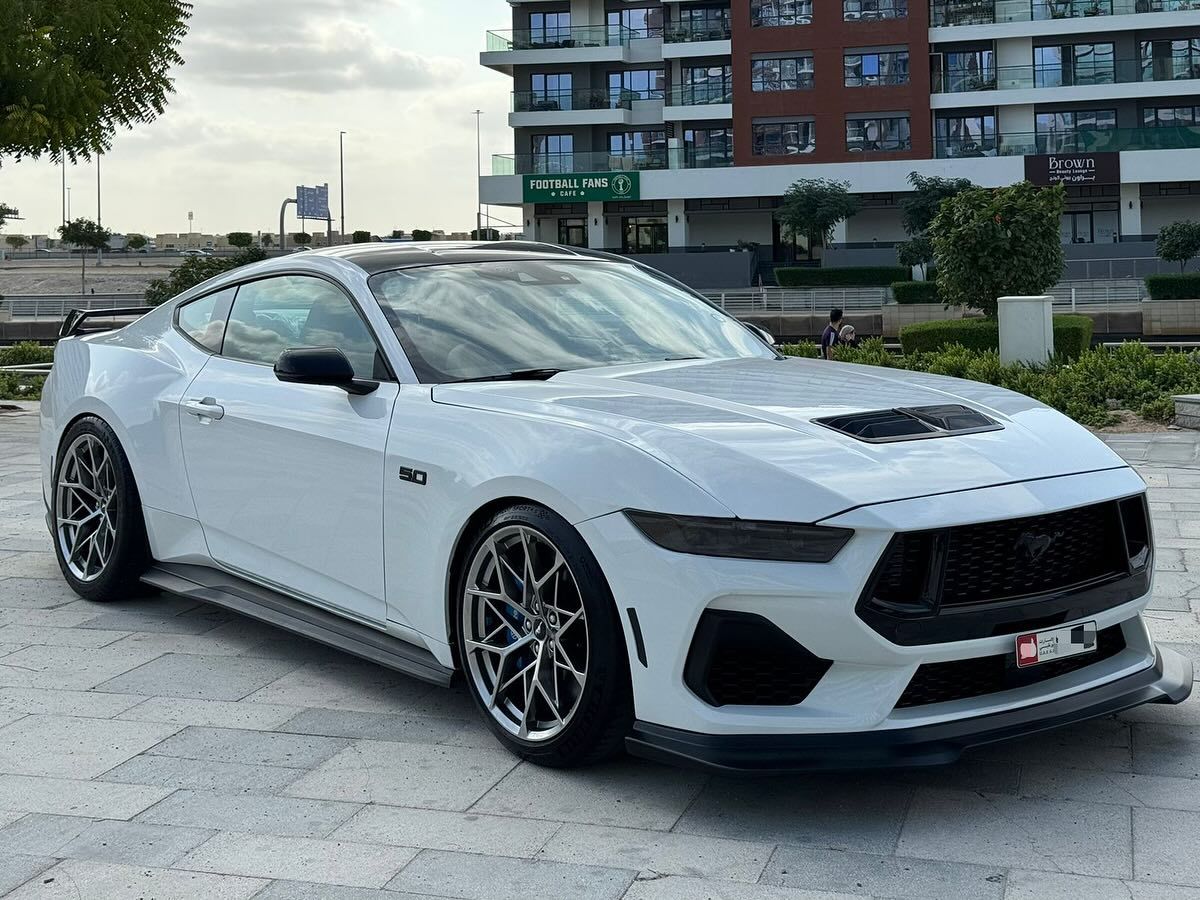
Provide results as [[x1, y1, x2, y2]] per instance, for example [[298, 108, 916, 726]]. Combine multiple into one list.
[[39, 242, 1191, 771]]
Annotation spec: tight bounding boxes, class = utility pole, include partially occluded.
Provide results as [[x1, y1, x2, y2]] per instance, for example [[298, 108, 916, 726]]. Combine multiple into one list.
[[339, 131, 347, 243], [96, 154, 102, 228], [66, 187, 72, 221], [473, 110, 483, 239], [61, 162, 67, 227]]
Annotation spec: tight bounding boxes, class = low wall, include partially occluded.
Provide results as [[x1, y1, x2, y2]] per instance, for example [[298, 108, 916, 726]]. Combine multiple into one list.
[[1142, 300, 1200, 336], [625, 251, 755, 289]]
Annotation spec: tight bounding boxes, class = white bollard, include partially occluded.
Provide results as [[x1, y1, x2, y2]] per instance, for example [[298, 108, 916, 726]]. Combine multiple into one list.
[[998, 295, 1054, 365]]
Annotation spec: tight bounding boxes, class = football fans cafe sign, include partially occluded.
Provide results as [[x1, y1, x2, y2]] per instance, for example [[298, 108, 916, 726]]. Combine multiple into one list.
[[522, 172, 640, 203], [1024, 152, 1120, 186]]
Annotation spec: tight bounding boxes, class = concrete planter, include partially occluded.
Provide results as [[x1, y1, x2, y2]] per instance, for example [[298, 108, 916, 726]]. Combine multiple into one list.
[[1177, 395, 1200, 430], [883, 303, 963, 338], [1142, 300, 1200, 336]]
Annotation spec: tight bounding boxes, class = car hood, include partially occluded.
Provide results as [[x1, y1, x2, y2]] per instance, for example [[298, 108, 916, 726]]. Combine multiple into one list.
[[433, 357, 1128, 522]]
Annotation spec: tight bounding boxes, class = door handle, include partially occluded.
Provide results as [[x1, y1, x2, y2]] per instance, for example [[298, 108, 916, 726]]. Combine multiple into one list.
[[183, 398, 224, 421]]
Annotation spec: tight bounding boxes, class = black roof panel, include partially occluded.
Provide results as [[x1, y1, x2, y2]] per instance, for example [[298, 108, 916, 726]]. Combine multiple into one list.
[[315, 241, 598, 275]]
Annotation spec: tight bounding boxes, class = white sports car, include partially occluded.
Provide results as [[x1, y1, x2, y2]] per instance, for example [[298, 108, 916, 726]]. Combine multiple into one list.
[[39, 242, 1191, 771]]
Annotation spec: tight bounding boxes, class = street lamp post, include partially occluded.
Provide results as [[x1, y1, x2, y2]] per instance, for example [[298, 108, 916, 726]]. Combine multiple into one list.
[[473, 110, 483, 239], [339, 131, 346, 243], [66, 187, 72, 221]]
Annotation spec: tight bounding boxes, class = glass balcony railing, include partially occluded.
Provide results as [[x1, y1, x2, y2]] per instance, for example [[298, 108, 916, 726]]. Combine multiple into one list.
[[485, 25, 633, 52], [666, 83, 734, 105], [934, 57, 1200, 92], [932, 0, 1200, 27], [935, 125, 1200, 156], [492, 151, 669, 175], [511, 89, 657, 112], [664, 20, 732, 42]]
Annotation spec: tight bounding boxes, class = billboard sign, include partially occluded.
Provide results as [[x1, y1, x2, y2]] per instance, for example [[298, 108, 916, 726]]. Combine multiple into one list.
[[522, 171, 639, 203], [1024, 153, 1120, 186], [297, 184, 330, 219]]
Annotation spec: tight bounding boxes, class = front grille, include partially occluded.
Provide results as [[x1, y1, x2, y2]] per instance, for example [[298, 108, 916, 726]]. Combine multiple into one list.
[[857, 496, 1151, 644], [684, 610, 832, 707], [895, 624, 1127, 708]]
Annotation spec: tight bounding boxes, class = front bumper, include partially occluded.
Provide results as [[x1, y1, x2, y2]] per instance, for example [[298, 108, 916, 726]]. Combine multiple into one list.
[[626, 645, 1193, 774]]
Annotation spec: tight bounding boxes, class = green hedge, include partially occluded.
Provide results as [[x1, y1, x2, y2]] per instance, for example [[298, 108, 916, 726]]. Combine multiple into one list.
[[1146, 273, 1200, 300], [899, 314, 1093, 359], [776, 266, 910, 287], [891, 281, 940, 304]]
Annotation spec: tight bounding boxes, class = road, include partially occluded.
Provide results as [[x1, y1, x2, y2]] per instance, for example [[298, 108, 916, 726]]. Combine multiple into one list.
[[1, 404, 1200, 899]]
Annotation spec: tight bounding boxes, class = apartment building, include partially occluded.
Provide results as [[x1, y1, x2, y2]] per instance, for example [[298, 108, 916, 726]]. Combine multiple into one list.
[[478, 0, 1200, 274]]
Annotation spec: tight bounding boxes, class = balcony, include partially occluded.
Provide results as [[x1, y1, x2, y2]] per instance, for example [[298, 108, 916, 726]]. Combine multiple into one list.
[[934, 124, 1200, 156], [664, 20, 732, 42], [491, 149, 733, 176], [481, 25, 636, 72], [931, 0, 1200, 27], [933, 56, 1200, 93]]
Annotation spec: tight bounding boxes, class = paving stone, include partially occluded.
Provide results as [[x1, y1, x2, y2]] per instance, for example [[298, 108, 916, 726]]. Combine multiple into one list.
[[239, 636, 362, 666], [243, 660, 436, 714], [673, 776, 910, 853], [253, 883, 431, 900], [98, 754, 304, 794], [1020, 762, 1200, 810], [180, 830, 419, 888], [0, 852, 56, 897], [0, 624, 130, 648], [0, 714, 180, 778], [621, 876, 864, 899], [1122, 688, 1200, 725], [1004, 869, 1200, 900], [136, 789, 361, 838], [283, 739, 516, 811], [0, 812, 93, 855], [1133, 806, 1200, 883], [331, 803, 559, 857], [96, 653, 300, 701], [0, 577, 83, 610], [539, 822, 771, 882], [78, 605, 232, 634], [474, 759, 706, 831], [1133, 723, 1200, 777], [897, 792, 1132, 878], [1145, 612, 1200, 646], [56, 818, 214, 866], [0, 774, 170, 818], [385, 848, 635, 899], [146, 725, 350, 769], [117, 696, 303, 731], [102, 631, 271, 658], [762, 845, 1005, 900], [1, 858, 266, 899], [0, 601, 107, 629], [0, 552, 61, 579], [969, 716, 1133, 773], [0, 644, 165, 691], [275, 707, 469, 745]]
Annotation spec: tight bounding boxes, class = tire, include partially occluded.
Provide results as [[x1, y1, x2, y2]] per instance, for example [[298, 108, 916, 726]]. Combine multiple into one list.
[[454, 503, 632, 767], [51, 416, 152, 602]]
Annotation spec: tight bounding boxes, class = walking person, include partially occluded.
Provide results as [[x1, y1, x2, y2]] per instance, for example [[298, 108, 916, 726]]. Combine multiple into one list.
[[820, 308, 844, 360]]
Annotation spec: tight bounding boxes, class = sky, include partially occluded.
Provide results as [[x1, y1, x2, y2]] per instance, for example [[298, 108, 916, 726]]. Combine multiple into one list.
[[0, 0, 514, 238]]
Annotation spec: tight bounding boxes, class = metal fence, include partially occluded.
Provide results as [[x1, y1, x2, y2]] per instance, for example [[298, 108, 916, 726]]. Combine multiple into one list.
[[2, 295, 145, 321]]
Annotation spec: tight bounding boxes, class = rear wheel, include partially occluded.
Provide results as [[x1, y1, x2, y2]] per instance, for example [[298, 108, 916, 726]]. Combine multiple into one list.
[[52, 417, 152, 602], [455, 504, 632, 767]]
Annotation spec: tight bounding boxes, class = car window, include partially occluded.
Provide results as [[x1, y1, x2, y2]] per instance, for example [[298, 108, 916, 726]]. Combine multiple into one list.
[[222, 275, 383, 379], [177, 286, 235, 352]]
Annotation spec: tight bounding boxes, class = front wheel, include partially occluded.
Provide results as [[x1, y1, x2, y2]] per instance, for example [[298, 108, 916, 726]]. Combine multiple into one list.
[[455, 504, 632, 767]]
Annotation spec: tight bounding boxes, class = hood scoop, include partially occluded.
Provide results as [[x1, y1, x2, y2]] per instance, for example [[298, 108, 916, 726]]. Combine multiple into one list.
[[814, 404, 1002, 444]]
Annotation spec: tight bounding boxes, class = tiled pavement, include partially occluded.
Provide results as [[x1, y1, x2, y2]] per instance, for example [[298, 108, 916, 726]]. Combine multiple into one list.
[[3, 402, 1200, 899]]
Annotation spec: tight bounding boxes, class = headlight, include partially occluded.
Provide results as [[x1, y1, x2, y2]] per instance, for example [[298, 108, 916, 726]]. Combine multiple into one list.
[[624, 510, 853, 563]]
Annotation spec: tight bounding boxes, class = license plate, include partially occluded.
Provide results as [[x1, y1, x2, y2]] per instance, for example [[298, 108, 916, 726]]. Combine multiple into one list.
[[1015, 621, 1098, 668]]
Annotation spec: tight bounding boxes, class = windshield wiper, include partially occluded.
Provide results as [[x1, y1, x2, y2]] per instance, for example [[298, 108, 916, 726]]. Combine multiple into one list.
[[449, 368, 565, 384]]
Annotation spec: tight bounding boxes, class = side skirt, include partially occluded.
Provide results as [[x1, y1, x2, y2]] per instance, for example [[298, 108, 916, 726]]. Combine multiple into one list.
[[141, 562, 454, 687]]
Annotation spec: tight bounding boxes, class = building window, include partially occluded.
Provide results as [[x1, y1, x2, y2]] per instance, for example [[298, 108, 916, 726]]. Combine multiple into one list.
[[607, 7, 664, 39], [844, 0, 907, 20], [622, 217, 668, 253], [530, 134, 573, 173], [608, 69, 666, 102], [671, 6, 731, 41], [608, 131, 667, 167], [681, 65, 733, 103], [1034, 43, 1115, 88], [526, 73, 572, 110], [750, 0, 813, 27], [752, 121, 815, 155], [528, 12, 571, 46], [936, 49, 996, 93], [846, 116, 911, 152], [1036, 109, 1117, 152], [557, 218, 587, 247], [935, 115, 997, 157], [1144, 105, 1200, 126], [751, 56, 814, 91], [684, 127, 734, 167], [844, 50, 909, 87], [1140, 39, 1200, 82]]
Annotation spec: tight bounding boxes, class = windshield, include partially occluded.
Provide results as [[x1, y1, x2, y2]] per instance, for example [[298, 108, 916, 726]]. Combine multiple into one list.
[[368, 259, 774, 383]]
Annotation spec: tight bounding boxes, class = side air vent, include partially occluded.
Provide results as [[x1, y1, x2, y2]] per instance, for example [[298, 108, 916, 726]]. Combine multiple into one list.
[[814, 404, 1001, 444]]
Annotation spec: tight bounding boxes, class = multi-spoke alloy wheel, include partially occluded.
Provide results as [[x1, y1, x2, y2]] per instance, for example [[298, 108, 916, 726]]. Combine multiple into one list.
[[56, 433, 118, 582], [462, 524, 590, 741]]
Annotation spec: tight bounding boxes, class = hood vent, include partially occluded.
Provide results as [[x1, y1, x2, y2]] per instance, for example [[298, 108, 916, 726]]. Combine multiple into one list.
[[814, 404, 1002, 444]]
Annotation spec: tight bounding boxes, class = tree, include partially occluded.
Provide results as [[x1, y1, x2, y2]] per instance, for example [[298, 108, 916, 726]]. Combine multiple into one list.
[[0, 2, 192, 162], [0, 203, 16, 228], [897, 236, 933, 271], [901, 173, 976, 237], [352, 230, 372, 244], [930, 181, 1065, 317], [293, 232, 312, 246], [5, 235, 28, 252], [390, 230, 405, 239], [261, 233, 274, 248], [471, 228, 501, 241], [411, 229, 433, 242], [58, 218, 112, 295], [127, 234, 148, 251], [226, 232, 253, 250], [774, 179, 860, 255], [1156, 221, 1200, 273], [145, 247, 266, 306]]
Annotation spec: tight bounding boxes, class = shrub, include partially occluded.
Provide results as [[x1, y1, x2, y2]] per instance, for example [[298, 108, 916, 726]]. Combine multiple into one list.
[[891, 281, 940, 304], [899, 315, 1092, 358], [1146, 273, 1200, 300], [1140, 395, 1178, 422], [1156, 220, 1200, 273], [778, 341, 820, 358], [776, 266, 910, 287], [0, 341, 54, 367], [145, 247, 267, 306]]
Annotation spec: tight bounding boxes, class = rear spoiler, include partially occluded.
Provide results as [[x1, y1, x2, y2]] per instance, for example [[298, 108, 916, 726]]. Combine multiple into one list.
[[60, 307, 155, 339]]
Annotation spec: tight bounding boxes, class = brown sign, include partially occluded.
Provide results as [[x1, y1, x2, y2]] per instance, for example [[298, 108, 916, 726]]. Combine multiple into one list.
[[1024, 152, 1120, 186]]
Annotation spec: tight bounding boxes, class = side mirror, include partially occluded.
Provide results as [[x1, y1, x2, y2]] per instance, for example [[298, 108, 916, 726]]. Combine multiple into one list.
[[744, 322, 776, 347], [274, 347, 378, 395]]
